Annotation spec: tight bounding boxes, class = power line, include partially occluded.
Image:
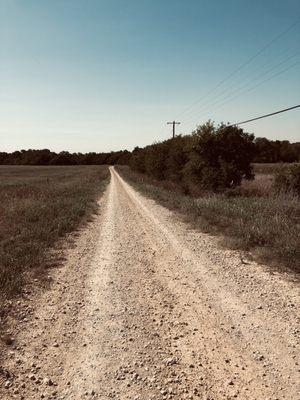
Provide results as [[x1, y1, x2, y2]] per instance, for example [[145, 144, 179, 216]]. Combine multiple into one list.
[[182, 50, 300, 123], [210, 60, 300, 114], [175, 17, 300, 120], [183, 59, 300, 130], [228, 104, 300, 126]]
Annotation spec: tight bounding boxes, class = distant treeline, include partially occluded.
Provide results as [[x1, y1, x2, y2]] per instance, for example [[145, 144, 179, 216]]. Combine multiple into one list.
[[1, 125, 299, 176], [0, 149, 131, 166], [254, 137, 300, 163]]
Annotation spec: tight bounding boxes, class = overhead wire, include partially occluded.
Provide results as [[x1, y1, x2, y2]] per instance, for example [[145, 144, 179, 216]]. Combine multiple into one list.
[[200, 60, 299, 121], [183, 51, 300, 125], [174, 17, 300, 121], [182, 51, 300, 127], [227, 104, 300, 126]]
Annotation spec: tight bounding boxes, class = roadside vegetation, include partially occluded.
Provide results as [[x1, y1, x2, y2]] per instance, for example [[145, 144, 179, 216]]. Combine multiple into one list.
[[274, 163, 300, 195], [117, 165, 300, 273], [116, 122, 300, 274], [0, 165, 109, 302], [129, 122, 256, 194]]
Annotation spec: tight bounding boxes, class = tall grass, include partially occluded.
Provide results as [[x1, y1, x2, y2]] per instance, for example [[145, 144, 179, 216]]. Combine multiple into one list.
[[0, 166, 109, 299], [117, 166, 300, 274]]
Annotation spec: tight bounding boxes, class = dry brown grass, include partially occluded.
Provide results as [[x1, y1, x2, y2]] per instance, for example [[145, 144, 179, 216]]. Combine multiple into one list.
[[240, 173, 274, 196], [0, 165, 109, 300], [240, 163, 294, 197]]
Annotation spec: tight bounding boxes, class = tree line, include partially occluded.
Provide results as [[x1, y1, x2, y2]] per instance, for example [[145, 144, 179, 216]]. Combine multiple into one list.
[[254, 137, 300, 163], [0, 149, 131, 166], [1, 122, 299, 191]]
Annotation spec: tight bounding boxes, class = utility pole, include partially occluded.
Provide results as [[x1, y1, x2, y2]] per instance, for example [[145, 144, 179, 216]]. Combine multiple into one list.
[[167, 121, 181, 138]]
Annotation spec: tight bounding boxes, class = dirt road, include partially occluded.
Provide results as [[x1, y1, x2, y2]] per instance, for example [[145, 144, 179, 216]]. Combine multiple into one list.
[[1, 167, 299, 399]]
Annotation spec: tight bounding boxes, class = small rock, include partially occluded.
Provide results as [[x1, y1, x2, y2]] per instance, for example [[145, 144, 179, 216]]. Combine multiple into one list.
[[43, 377, 53, 386], [1, 334, 14, 346], [165, 357, 179, 366], [4, 380, 11, 389]]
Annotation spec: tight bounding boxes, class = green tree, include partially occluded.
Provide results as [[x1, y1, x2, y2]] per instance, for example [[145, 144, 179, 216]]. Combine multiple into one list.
[[184, 121, 255, 191]]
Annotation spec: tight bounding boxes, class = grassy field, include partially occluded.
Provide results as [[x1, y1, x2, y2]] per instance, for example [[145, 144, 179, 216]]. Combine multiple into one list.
[[252, 163, 292, 174], [117, 165, 300, 274], [239, 163, 292, 196], [0, 165, 109, 301]]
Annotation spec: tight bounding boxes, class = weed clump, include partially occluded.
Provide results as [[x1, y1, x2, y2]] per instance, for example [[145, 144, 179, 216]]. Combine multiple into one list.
[[274, 163, 300, 195]]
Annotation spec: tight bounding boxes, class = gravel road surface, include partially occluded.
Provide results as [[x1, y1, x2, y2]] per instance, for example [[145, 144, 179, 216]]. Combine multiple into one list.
[[1, 166, 299, 400]]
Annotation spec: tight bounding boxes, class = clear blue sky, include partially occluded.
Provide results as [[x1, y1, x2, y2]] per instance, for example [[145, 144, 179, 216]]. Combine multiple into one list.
[[0, 0, 299, 153]]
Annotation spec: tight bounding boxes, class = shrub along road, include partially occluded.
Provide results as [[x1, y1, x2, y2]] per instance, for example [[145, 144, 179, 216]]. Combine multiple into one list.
[[0, 167, 299, 399]]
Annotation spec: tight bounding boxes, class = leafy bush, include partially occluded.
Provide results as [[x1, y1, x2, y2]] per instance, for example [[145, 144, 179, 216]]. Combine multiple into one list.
[[129, 121, 256, 193], [165, 136, 189, 183], [130, 147, 146, 173], [274, 163, 300, 195], [183, 122, 255, 191], [144, 142, 169, 180]]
